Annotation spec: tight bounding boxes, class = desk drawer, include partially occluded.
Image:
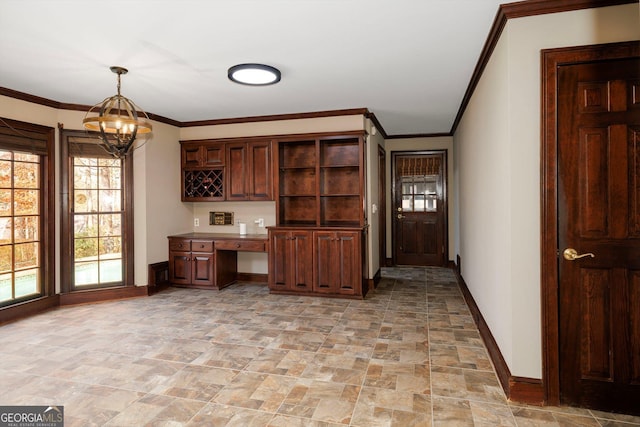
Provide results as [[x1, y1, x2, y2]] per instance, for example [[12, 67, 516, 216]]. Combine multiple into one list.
[[191, 240, 214, 252], [169, 238, 191, 251], [215, 239, 266, 252]]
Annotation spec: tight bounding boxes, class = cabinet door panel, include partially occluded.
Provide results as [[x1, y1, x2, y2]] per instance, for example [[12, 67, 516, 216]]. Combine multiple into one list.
[[203, 143, 225, 166], [250, 141, 272, 200], [314, 231, 337, 293], [269, 231, 289, 290], [182, 145, 201, 168], [336, 232, 359, 294], [169, 251, 191, 285], [291, 231, 313, 291], [192, 253, 214, 286], [226, 143, 247, 200]]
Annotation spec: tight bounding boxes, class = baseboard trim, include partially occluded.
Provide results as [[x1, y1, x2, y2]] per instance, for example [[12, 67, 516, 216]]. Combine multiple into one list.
[[237, 272, 268, 283], [371, 268, 381, 289], [455, 269, 545, 406], [60, 286, 148, 306], [0, 295, 60, 325], [509, 376, 544, 405]]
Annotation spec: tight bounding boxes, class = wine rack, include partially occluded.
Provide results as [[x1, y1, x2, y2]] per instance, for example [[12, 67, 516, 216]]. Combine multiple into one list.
[[183, 169, 224, 200]]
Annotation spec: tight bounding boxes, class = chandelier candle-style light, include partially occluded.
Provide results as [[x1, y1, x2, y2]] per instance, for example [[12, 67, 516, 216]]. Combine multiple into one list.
[[83, 66, 152, 158]]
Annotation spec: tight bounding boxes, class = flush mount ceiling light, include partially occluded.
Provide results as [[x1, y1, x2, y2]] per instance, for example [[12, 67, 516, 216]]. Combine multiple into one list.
[[83, 66, 153, 158], [228, 63, 281, 86]]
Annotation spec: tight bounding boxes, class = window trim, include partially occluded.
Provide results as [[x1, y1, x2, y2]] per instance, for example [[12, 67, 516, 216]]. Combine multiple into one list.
[[60, 128, 134, 293]]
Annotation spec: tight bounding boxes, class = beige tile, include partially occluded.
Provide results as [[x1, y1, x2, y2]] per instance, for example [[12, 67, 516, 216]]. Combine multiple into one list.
[[429, 344, 493, 371], [0, 267, 635, 426], [430, 366, 506, 404], [152, 365, 239, 401], [187, 402, 275, 426], [279, 379, 360, 424], [365, 360, 431, 394], [213, 371, 296, 412], [351, 386, 432, 427]]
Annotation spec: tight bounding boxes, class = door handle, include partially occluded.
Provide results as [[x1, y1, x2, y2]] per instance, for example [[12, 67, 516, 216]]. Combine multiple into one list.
[[397, 214, 404, 219], [563, 248, 595, 261]]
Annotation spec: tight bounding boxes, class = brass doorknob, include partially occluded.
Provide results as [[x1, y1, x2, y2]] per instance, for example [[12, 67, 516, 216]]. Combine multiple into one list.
[[563, 248, 595, 261]]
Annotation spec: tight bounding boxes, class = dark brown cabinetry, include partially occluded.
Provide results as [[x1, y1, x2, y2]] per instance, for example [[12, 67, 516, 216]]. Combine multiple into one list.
[[268, 228, 313, 293], [275, 132, 365, 227], [168, 234, 268, 290], [181, 141, 226, 201], [226, 140, 273, 201], [314, 230, 361, 296], [168, 238, 215, 288], [180, 138, 273, 202], [268, 227, 365, 298], [268, 130, 367, 299]]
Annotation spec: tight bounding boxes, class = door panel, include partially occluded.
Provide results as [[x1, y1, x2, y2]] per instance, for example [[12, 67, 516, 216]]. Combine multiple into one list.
[[558, 58, 640, 415], [393, 152, 446, 266], [292, 230, 313, 290], [269, 230, 289, 290], [191, 253, 213, 285], [169, 251, 190, 285], [314, 232, 334, 293]]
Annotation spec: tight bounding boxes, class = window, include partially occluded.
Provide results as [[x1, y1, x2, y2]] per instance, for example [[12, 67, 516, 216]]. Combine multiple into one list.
[[73, 157, 123, 287], [0, 151, 42, 305], [0, 117, 53, 309], [397, 156, 441, 213], [60, 130, 133, 291]]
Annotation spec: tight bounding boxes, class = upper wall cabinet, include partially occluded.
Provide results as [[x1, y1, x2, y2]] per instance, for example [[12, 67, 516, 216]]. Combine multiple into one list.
[[274, 131, 366, 227], [226, 140, 273, 201], [180, 138, 273, 202], [181, 141, 226, 201]]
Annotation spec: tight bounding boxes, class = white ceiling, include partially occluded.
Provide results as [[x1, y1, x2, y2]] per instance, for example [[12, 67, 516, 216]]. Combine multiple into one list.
[[0, 0, 519, 136]]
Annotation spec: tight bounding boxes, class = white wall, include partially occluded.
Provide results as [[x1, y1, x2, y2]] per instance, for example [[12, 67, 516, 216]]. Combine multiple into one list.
[[384, 136, 455, 262], [454, 3, 640, 379]]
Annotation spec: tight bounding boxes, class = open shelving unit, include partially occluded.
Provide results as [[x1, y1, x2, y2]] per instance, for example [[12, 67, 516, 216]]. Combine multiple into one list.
[[275, 133, 365, 227]]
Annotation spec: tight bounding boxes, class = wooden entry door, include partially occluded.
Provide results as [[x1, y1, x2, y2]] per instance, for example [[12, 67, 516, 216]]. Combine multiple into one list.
[[557, 56, 640, 414], [393, 152, 446, 266]]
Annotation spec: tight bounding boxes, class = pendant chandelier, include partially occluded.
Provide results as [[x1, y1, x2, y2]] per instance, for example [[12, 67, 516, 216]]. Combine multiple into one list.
[[82, 66, 152, 158]]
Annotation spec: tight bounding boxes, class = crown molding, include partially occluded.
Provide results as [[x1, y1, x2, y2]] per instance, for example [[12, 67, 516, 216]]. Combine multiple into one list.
[[449, 0, 636, 134]]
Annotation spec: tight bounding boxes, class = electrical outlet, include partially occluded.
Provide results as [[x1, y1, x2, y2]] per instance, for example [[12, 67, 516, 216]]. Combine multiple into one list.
[[257, 218, 264, 228], [194, 218, 199, 227]]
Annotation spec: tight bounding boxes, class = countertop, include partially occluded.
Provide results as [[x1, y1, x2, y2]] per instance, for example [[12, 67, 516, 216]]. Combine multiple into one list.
[[167, 232, 268, 240]]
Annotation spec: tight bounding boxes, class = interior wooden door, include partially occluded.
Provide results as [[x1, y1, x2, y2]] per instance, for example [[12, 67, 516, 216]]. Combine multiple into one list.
[[557, 56, 640, 415], [392, 152, 446, 266]]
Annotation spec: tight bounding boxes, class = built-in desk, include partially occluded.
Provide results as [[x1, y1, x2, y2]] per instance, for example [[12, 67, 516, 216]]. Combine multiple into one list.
[[167, 233, 268, 290]]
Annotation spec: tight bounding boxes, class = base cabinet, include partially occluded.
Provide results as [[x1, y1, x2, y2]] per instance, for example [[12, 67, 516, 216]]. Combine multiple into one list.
[[168, 238, 215, 288], [268, 227, 366, 298], [315, 230, 360, 296], [269, 229, 313, 292], [168, 234, 266, 290]]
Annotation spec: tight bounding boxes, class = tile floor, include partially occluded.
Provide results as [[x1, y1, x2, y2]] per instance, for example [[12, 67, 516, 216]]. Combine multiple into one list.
[[1, 267, 639, 426]]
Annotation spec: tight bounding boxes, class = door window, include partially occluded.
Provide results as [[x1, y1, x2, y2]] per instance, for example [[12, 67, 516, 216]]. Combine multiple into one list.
[[401, 176, 437, 212]]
